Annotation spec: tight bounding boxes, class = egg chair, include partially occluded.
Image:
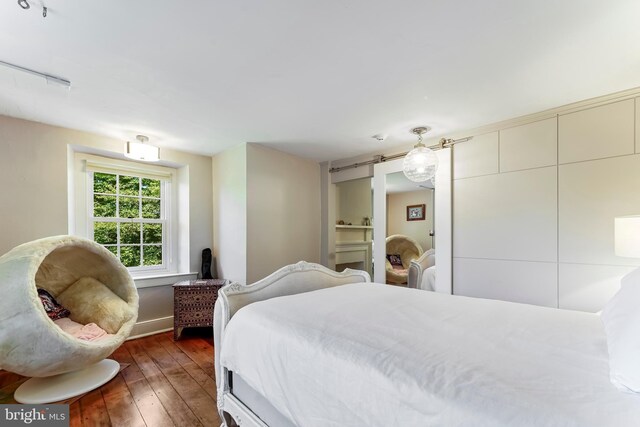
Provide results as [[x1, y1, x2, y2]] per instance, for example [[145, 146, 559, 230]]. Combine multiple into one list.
[[385, 234, 423, 284], [0, 235, 139, 403]]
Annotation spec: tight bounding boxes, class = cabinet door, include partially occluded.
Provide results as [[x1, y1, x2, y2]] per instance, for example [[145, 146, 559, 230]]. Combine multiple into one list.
[[559, 99, 634, 164], [500, 117, 557, 172]]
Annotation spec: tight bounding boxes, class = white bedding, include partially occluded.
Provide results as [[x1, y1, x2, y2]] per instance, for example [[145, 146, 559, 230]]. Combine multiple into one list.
[[419, 265, 436, 291], [220, 283, 640, 427]]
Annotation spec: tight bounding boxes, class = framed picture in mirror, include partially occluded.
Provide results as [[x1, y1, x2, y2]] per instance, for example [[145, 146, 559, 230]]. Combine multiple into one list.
[[407, 204, 425, 221]]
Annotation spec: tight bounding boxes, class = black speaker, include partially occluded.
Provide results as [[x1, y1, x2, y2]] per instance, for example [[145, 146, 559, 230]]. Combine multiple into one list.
[[201, 248, 213, 279]]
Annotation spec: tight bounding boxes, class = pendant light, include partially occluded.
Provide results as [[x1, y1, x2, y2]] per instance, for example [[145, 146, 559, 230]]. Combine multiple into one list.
[[402, 127, 438, 183]]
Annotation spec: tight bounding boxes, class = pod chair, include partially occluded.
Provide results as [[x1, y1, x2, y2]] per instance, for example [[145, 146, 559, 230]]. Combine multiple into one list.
[[0, 235, 139, 403], [385, 234, 423, 284]]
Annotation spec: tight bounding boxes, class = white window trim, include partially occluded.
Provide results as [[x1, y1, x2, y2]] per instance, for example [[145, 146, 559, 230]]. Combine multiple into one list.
[[71, 152, 179, 278]]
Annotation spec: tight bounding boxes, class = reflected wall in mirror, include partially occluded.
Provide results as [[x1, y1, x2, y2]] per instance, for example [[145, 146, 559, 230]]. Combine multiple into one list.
[[386, 171, 434, 253], [334, 177, 373, 277], [385, 172, 434, 285]]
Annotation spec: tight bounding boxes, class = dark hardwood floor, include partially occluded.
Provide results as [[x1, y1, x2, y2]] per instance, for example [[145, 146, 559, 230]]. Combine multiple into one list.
[[0, 329, 221, 427]]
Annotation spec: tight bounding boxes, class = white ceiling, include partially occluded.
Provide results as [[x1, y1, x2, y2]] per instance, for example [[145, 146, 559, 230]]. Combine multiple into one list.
[[1, 1, 639, 162]]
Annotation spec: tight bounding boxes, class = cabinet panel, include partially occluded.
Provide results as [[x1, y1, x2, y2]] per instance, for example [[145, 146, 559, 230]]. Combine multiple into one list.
[[500, 118, 557, 172], [454, 258, 557, 307], [454, 167, 557, 262], [559, 263, 633, 312], [559, 99, 634, 164], [453, 132, 498, 179], [559, 154, 640, 266]]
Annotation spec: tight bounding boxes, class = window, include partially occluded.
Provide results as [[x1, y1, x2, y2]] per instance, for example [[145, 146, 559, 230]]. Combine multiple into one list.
[[72, 153, 178, 277], [90, 171, 166, 270]]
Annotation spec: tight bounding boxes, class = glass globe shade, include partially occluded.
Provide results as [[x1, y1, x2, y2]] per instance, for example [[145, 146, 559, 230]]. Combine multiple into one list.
[[402, 146, 438, 182]]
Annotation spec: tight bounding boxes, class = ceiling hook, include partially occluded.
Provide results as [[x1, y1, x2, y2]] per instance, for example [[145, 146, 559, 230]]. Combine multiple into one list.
[[18, 0, 30, 10], [43, 6, 47, 17]]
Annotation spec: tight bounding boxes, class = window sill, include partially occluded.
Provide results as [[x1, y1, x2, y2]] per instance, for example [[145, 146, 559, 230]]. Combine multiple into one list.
[[133, 272, 198, 289]]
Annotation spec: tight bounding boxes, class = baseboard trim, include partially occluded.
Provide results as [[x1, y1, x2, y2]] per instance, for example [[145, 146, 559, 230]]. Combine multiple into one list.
[[128, 316, 174, 340]]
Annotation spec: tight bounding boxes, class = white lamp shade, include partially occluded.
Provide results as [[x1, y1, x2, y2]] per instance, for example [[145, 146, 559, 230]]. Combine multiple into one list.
[[124, 141, 159, 162], [402, 146, 438, 183], [615, 216, 640, 258]]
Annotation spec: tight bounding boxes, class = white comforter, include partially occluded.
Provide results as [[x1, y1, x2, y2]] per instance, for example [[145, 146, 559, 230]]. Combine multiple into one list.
[[420, 265, 436, 291], [220, 283, 640, 427]]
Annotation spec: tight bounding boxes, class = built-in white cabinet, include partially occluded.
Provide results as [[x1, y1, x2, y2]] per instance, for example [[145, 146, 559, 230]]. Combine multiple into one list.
[[453, 132, 498, 179], [558, 99, 635, 164], [448, 92, 640, 312], [499, 118, 557, 172]]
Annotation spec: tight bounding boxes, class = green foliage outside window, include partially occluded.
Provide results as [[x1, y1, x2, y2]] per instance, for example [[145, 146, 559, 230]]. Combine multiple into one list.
[[142, 178, 161, 197], [120, 246, 141, 267], [94, 195, 116, 217], [143, 223, 162, 243], [94, 173, 116, 194], [92, 172, 164, 268], [143, 245, 162, 266], [94, 222, 117, 244], [142, 199, 161, 219]]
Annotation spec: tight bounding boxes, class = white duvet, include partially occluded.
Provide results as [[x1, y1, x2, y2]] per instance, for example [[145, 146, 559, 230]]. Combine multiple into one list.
[[220, 283, 640, 427]]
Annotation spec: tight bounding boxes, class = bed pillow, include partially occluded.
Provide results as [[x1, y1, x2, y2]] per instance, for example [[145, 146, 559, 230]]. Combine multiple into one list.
[[601, 267, 640, 393], [37, 288, 71, 321]]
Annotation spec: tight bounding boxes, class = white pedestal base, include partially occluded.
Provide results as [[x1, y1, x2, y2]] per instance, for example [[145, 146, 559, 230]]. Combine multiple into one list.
[[14, 359, 120, 404]]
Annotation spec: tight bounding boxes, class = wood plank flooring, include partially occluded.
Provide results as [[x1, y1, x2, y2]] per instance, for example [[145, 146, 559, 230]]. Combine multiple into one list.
[[0, 329, 221, 427]]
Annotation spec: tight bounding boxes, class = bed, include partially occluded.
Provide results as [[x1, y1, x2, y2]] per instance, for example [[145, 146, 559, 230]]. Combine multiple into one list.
[[214, 262, 640, 427]]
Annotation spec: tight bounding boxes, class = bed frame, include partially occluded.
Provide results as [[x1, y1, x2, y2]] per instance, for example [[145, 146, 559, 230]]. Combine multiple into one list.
[[213, 261, 371, 427]]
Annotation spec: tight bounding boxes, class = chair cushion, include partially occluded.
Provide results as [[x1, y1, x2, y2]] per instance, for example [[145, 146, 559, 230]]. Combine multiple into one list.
[[57, 277, 135, 334]]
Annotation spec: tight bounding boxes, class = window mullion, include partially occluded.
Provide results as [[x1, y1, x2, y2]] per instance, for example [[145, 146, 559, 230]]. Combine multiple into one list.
[[89, 171, 95, 240], [116, 174, 121, 259], [139, 178, 144, 267]]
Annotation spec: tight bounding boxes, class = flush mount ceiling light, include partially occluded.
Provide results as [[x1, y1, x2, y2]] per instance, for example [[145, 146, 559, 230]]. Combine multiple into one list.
[[402, 127, 439, 183], [124, 135, 160, 162]]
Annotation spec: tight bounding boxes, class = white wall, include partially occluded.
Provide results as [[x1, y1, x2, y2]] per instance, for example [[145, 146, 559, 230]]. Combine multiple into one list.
[[212, 143, 247, 284], [320, 161, 336, 269], [335, 178, 372, 226], [246, 144, 321, 283], [212, 143, 321, 285], [0, 114, 213, 333], [386, 190, 433, 253], [453, 95, 640, 311]]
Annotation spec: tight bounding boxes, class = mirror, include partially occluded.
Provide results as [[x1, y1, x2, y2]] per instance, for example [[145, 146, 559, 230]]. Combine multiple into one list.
[[386, 171, 434, 248], [373, 150, 452, 293], [334, 177, 373, 277]]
